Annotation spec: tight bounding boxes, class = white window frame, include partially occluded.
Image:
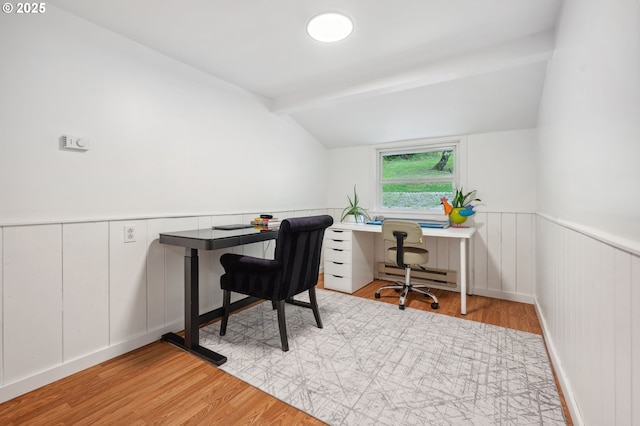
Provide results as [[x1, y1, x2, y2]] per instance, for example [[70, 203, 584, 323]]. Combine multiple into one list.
[[373, 137, 466, 216]]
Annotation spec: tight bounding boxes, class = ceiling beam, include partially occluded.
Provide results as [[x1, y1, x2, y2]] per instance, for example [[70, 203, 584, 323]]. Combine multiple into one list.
[[271, 30, 556, 115]]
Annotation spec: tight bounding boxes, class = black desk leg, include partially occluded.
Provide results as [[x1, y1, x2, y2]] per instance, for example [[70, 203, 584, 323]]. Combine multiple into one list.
[[162, 248, 227, 366], [185, 247, 199, 348]]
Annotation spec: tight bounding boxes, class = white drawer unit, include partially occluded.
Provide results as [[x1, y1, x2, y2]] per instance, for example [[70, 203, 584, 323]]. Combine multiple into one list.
[[323, 227, 374, 294]]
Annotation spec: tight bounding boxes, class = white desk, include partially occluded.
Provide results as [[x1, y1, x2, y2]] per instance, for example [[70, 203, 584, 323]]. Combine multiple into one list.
[[326, 222, 476, 315]]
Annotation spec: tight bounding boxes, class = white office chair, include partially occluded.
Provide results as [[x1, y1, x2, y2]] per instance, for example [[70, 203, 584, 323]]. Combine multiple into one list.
[[375, 220, 439, 310]]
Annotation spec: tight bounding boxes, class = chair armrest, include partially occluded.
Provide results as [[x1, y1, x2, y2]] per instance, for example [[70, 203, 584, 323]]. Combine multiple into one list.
[[220, 253, 282, 300], [220, 253, 281, 274]]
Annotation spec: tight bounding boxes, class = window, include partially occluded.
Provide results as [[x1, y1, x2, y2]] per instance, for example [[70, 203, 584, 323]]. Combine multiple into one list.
[[377, 143, 458, 213]]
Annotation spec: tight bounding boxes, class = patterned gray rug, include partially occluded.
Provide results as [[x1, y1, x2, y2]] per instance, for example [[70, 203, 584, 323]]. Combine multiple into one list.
[[200, 289, 566, 425]]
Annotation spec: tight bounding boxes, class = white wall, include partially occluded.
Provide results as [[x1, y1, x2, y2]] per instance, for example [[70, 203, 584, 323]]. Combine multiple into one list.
[[327, 129, 537, 214], [327, 129, 538, 302], [0, 6, 327, 225], [535, 0, 640, 424], [326, 146, 376, 213], [0, 5, 329, 402], [0, 209, 324, 403], [537, 216, 640, 426], [468, 129, 537, 213], [536, 0, 640, 245]]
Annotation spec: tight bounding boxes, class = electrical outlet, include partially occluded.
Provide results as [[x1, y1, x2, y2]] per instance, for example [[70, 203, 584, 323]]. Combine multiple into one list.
[[124, 225, 136, 243]]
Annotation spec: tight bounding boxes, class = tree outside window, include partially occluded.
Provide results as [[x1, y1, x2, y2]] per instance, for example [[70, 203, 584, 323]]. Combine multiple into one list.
[[378, 148, 456, 211]]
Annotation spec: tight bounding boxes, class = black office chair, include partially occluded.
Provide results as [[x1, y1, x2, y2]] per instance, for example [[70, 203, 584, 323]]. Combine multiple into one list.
[[375, 220, 439, 310], [219, 215, 334, 351]]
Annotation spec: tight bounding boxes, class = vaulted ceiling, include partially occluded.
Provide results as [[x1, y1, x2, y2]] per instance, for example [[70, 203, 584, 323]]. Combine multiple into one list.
[[49, 0, 563, 148]]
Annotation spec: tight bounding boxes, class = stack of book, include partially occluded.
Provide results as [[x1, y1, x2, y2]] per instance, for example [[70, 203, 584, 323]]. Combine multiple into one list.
[[251, 215, 280, 230], [418, 218, 450, 229]]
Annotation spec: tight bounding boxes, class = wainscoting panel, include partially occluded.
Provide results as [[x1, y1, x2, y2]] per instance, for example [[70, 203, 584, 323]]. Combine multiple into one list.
[[634, 255, 640, 426], [108, 219, 149, 345], [332, 209, 538, 302], [62, 222, 109, 362], [613, 249, 632, 426], [0, 209, 323, 402], [326, 209, 537, 302], [164, 227, 193, 326], [423, 237, 437, 268], [501, 213, 517, 294], [536, 216, 640, 425], [0, 227, 3, 385], [633, 255, 640, 426], [435, 237, 452, 270], [471, 212, 536, 302], [3, 225, 63, 384], [472, 214, 488, 290], [600, 242, 616, 424], [146, 216, 199, 331], [486, 213, 503, 293], [516, 214, 534, 296], [196, 215, 216, 312]]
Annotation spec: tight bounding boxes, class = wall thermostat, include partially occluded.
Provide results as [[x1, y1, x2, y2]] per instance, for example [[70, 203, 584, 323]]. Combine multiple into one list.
[[61, 135, 89, 151]]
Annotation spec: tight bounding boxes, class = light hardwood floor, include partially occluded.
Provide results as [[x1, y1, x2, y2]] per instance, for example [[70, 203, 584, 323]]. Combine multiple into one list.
[[0, 277, 572, 425]]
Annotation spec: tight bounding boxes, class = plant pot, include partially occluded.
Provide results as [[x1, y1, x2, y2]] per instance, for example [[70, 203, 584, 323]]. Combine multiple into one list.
[[449, 208, 468, 226], [343, 214, 366, 223]]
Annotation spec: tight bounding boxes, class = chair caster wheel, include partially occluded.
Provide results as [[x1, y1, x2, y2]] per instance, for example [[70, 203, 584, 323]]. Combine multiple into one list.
[[399, 304, 405, 310], [431, 302, 439, 309], [375, 293, 380, 299]]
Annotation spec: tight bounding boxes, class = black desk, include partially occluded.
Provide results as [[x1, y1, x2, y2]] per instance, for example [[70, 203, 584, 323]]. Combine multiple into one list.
[[159, 227, 278, 365]]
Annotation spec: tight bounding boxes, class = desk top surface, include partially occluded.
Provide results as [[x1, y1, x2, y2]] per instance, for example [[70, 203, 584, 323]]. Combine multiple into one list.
[[159, 227, 278, 250], [330, 222, 476, 238]]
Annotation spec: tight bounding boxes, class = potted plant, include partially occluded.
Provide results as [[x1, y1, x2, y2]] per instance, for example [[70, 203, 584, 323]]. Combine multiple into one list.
[[452, 187, 480, 209], [443, 187, 481, 226], [341, 185, 371, 223]]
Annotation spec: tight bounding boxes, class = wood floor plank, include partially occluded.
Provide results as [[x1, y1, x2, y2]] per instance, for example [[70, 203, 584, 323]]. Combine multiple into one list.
[[0, 276, 571, 425]]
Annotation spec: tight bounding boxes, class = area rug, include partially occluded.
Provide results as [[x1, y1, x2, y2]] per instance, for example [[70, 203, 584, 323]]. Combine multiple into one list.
[[200, 289, 566, 425]]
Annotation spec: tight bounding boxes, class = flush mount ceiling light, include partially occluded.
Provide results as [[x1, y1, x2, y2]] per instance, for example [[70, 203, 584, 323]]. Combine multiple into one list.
[[307, 12, 353, 42]]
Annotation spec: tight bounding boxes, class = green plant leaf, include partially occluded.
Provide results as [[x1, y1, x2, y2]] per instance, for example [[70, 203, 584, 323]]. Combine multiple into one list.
[[341, 185, 370, 221], [452, 186, 480, 207]]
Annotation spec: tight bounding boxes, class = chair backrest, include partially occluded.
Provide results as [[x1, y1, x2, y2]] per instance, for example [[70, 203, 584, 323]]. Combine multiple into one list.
[[381, 220, 424, 245], [274, 215, 334, 300]]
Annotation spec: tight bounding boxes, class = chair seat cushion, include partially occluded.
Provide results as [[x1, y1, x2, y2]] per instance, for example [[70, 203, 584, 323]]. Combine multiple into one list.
[[387, 246, 429, 265], [220, 253, 281, 300]]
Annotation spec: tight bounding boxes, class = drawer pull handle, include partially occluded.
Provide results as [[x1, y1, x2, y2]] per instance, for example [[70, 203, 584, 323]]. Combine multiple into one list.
[[331, 249, 343, 252], [332, 275, 344, 278], [332, 261, 344, 265]]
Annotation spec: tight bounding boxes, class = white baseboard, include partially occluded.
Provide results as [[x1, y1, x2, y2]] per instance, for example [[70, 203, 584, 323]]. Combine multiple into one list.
[[0, 322, 182, 404], [471, 288, 534, 304], [534, 300, 584, 426], [374, 273, 535, 304]]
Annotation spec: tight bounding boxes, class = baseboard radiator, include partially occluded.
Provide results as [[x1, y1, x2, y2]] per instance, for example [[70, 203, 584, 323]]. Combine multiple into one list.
[[377, 262, 457, 288]]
